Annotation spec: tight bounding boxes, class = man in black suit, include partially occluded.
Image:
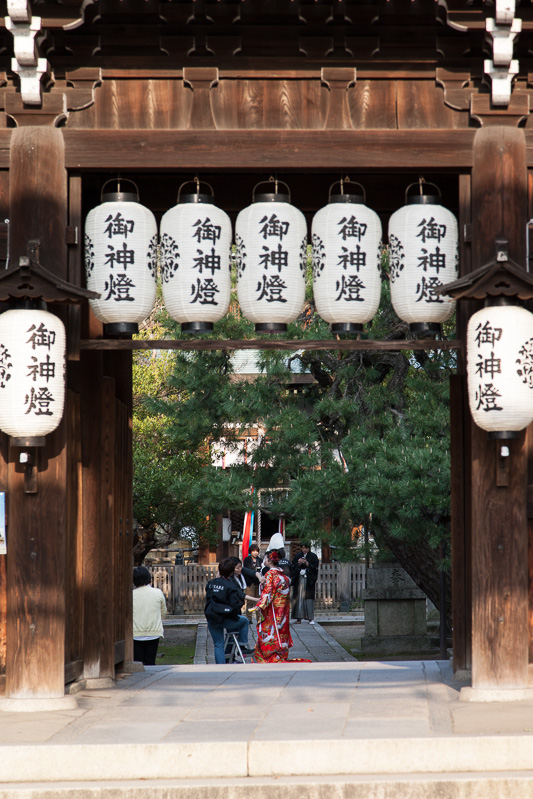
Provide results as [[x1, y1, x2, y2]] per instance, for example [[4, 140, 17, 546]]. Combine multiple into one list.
[[290, 542, 319, 624]]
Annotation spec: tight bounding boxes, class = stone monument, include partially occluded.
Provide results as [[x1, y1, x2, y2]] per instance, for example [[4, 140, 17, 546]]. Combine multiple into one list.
[[360, 563, 432, 654]]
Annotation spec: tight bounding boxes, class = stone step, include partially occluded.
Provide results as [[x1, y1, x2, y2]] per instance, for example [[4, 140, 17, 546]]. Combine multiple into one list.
[[2, 735, 533, 784], [1, 773, 533, 799]]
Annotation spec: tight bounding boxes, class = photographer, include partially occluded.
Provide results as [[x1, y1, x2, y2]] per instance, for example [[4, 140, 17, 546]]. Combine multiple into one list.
[[205, 557, 256, 663]]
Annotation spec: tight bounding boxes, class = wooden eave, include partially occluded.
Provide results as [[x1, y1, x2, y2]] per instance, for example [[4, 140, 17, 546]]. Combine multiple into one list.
[[437, 258, 533, 302], [0, 258, 99, 303]]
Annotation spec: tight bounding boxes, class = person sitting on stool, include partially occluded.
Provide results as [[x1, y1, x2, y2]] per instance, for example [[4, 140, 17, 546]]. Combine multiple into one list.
[[205, 557, 257, 664]]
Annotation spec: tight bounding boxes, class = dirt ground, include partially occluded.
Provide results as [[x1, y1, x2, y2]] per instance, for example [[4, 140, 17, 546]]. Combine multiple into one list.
[[164, 625, 198, 647], [322, 623, 364, 652]]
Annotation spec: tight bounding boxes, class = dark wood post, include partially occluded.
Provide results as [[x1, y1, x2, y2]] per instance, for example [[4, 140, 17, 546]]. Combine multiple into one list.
[[467, 127, 530, 696], [1, 128, 76, 708]]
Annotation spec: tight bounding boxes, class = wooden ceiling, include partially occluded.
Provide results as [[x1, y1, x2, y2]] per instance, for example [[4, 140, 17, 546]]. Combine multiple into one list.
[[1, 0, 533, 73]]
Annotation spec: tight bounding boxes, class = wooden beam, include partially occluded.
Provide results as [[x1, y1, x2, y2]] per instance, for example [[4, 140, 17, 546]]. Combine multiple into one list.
[[0, 128, 527, 171], [62, 130, 476, 170], [79, 338, 461, 352], [0, 128, 530, 170]]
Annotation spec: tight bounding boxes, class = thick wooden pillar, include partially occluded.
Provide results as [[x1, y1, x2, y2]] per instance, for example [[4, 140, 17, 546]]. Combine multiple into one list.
[[0, 170, 9, 693], [467, 127, 530, 697], [80, 351, 116, 684], [2, 128, 76, 708], [108, 349, 134, 668], [450, 174, 473, 675]]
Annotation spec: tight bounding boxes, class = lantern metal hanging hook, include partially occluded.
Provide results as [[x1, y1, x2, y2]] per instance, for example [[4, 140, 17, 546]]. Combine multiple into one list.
[[526, 217, 533, 272], [100, 176, 140, 202], [252, 176, 291, 203], [268, 175, 278, 194], [177, 177, 215, 203], [329, 177, 365, 204], [404, 178, 441, 204]]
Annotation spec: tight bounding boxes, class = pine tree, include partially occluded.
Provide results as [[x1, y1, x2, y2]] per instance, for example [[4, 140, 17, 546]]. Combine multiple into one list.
[[140, 282, 453, 618]]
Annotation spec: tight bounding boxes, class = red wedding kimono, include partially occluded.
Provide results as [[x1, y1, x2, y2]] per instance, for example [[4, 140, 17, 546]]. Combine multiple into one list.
[[254, 566, 293, 663]]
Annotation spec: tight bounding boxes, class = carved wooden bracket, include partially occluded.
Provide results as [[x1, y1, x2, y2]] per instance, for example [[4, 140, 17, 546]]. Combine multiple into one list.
[[321, 67, 356, 130], [2, 68, 101, 127], [5, 93, 67, 127], [183, 67, 219, 130], [436, 67, 531, 127], [436, 68, 472, 111], [470, 91, 529, 127]]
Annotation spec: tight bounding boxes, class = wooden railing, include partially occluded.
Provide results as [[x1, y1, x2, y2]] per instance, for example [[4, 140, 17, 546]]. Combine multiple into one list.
[[149, 563, 366, 614]]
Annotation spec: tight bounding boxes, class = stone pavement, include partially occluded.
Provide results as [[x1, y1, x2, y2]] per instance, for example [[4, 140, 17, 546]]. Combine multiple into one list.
[[194, 617, 355, 664], [1, 622, 533, 797]]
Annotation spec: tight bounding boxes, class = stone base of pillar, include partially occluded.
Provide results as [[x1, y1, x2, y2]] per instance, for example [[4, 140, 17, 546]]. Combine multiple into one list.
[[83, 677, 115, 689], [118, 661, 145, 673], [0, 695, 78, 712], [460, 686, 533, 703]]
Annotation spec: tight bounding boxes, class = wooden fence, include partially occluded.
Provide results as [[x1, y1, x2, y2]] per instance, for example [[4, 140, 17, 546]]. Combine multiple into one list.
[[149, 563, 366, 614]]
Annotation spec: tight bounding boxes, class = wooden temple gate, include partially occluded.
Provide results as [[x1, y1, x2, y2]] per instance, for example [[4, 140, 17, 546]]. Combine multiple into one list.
[[0, 0, 532, 705]]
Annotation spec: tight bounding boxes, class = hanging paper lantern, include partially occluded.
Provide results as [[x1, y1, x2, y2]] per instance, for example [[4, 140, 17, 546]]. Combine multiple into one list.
[[84, 179, 157, 336], [236, 179, 307, 332], [467, 303, 533, 438], [0, 306, 66, 445], [160, 181, 232, 333], [388, 181, 459, 334], [312, 181, 382, 333]]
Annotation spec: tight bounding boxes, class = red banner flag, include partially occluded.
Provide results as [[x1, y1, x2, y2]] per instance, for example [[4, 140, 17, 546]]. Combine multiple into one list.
[[242, 510, 254, 560]]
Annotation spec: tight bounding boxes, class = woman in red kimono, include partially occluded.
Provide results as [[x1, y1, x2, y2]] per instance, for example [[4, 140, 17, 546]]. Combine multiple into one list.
[[253, 550, 294, 663]]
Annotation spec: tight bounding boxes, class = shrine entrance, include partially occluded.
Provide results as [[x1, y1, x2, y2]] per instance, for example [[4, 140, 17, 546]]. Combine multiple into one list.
[[1, 0, 533, 705]]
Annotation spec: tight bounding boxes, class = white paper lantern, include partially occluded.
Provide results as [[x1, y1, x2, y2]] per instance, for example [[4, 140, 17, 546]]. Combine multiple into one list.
[[312, 183, 382, 333], [467, 304, 533, 438], [84, 180, 157, 335], [236, 180, 307, 332], [0, 307, 66, 445], [388, 183, 459, 334], [160, 184, 232, 333]]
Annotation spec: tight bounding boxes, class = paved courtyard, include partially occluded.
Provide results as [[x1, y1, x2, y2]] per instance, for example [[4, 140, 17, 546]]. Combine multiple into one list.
[[1, 620, 533, 797], [194, 616, 356, 664]]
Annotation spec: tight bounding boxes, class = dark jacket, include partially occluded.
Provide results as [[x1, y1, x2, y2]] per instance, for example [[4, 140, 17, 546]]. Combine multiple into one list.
[[291, 550, 319, 599], [205, 577, 244, 623], [243, 553, 263, 577], [230, 573, 248, 596], [241, 563, 261, 587]]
